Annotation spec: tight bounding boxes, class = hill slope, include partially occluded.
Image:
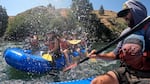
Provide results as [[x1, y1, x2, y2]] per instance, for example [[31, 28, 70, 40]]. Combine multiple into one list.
[[93, 10, 127, 35], [6, 6, 127, 41]]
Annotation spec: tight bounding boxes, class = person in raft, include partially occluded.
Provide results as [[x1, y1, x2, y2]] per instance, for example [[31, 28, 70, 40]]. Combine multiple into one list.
[[44, 31, 61, 60], [89, 0, 150, 84], [24, 33, 40, 53]]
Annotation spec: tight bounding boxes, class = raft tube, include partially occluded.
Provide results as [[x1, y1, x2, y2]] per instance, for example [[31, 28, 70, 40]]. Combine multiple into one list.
[[3, 48, 66, 74], [50, 77, 94, 84]]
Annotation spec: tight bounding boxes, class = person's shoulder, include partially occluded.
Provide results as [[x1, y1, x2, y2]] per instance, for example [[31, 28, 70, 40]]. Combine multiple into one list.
[[145, 25, 150, 37], [120, 27, 131, 36]]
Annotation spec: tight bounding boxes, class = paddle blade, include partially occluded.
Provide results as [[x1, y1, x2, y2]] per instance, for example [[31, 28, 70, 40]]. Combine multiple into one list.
[[68, 40, 81, 44], [89, 58, 97, 62], [63, 63, 77, 72], [42, 54, 53, 61]]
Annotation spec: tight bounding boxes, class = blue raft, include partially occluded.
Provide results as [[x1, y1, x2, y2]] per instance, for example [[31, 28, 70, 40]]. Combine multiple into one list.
[[3, 48, 66, 74], [50, 77, 94, 84]]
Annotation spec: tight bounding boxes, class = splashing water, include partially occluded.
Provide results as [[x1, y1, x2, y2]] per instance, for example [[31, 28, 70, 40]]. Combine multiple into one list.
[[0, 41, 119, 83]]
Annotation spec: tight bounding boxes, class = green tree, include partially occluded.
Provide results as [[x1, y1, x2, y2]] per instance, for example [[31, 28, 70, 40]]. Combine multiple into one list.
[[99, 5, 104, 15], [0, 5, 8, 37], [4, 6, 55, 41], [4, 14, 29, 41]]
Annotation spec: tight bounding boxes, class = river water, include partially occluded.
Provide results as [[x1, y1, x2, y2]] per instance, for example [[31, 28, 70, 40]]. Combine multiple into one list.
[[0, 41, 120, 84]]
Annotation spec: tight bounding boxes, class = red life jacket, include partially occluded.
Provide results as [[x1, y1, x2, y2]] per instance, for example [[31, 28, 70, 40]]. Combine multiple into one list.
[[30, 39, 39, 46], [48, 37, 58, 50], [60, 40, 69, 50], [48, 40, 55, 50], [119, 22, 150, 71]]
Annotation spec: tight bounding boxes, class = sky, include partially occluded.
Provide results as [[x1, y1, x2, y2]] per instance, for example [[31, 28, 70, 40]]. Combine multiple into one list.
[[0, 0, 150, 16]]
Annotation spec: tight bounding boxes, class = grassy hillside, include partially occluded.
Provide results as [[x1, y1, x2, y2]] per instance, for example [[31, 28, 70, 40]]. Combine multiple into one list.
[[93, 10, 127, 35]]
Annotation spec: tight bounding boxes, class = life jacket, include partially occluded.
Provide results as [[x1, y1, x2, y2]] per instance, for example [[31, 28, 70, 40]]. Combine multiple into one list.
[[47, 36, 60, 54], [48, 37, 62, 60], [47, 35, 57, 50], [30, 38, 39, 46], [48, 39, 55, 50], [60, 39, 69, 50], [80, 39, 87, 48], [143, 22, 150, 57], [119, 22, 150, 71], [140, 22, 150, 71]]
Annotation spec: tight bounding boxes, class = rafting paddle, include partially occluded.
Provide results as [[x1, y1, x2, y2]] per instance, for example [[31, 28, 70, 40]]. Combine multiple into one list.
[[42, 53, 53, 61], [63, 16, 150, 72]]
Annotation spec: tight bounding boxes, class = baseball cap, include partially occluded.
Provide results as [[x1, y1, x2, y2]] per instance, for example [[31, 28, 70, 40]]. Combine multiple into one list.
[[117, 3, 131, 17]]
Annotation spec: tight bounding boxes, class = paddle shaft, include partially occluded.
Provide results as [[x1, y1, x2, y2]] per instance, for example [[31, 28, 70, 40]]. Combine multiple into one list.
[[78, 16, 150, 65]]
